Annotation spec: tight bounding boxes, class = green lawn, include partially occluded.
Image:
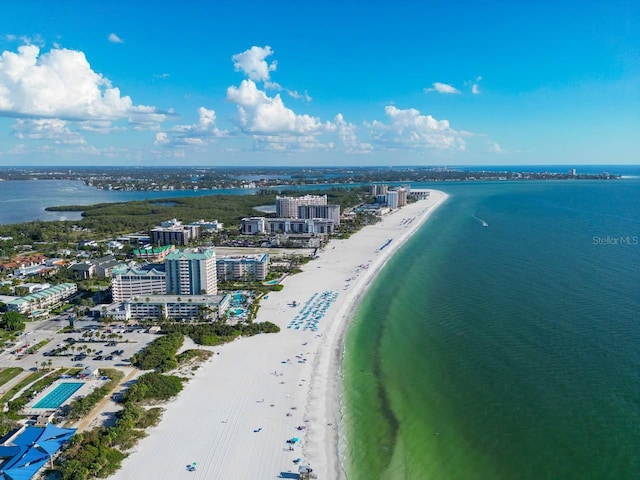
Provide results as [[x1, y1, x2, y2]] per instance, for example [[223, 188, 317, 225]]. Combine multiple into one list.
[[0, 371, 47, 404], [0, 368, 23, 389]]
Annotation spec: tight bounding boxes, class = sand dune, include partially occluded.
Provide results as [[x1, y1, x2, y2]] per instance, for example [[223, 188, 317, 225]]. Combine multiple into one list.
[[110, 190, 448, 480]]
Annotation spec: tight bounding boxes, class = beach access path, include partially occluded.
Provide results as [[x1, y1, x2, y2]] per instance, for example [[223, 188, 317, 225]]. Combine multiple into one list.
[[110, 190, 448, 480]]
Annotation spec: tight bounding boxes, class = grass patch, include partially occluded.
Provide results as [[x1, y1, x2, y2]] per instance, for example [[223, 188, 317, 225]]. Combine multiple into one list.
[[0, 367, 22, 388], [0, 371, 47, 404]]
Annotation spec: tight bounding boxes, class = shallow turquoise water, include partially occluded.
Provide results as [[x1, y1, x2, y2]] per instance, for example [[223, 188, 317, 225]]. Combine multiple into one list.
[[343, 180, 640, 479]]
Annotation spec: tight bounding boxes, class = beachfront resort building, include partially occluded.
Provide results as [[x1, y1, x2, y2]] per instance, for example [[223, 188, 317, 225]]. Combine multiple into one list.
[[409, 189, 431, 200], [387, 190, 399, 208], [188, 219, 224, 233], [369, 184, 389, 196], [216, 254, 270, 281], [150, 219, 200, 246], [276, 194, 327, 218], [111, 263, 167, 302], [266, 218, 335, 235], [297, 204, 341, 225], [165, 248, 217, 295], [5, 283, 77, 317], [241, 217, 335, 236], [368, 185, 409, 209], [240, 216, 266, 235], [397, 187, 408, 206], [124, 294, 230, 321]]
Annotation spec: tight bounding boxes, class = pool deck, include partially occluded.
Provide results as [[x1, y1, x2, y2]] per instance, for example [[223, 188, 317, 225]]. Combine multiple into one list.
[[24, 376, 107, 415]]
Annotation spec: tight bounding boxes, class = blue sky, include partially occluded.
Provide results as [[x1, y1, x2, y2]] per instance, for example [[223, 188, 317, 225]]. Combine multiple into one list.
[[0, 0, 637, 166]]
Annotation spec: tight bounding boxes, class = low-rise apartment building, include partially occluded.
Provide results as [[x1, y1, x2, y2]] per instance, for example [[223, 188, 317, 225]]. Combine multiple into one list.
[[6, 283, 78, 317]]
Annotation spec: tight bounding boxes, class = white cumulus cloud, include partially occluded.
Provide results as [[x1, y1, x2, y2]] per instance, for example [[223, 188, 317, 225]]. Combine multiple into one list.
[[334, 113, 372, 152], [155, 107, 225, 147], [425, 82, 461, 94], [368, 105, 465, 150], [0, 45, 166, 124], [232, 46, 277, 82], [227, 79, 328, 135]]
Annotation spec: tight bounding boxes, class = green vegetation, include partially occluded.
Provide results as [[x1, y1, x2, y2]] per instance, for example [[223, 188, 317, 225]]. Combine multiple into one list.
[[57, 427, 129, 479], [25, 338, 49, 355], [0, 371, 47, 404], [66, 369, 124, 420], [125, 405, 163, 429], [0, 367, 22, 388], [0, 186, 372, 252], [121, 372, 185, 403], [45, 192, 279, 235], [130, 332, 183, 372], [162, 321, 280, 346], [176, 348, 213, 365], [0, 311, 26, 332]]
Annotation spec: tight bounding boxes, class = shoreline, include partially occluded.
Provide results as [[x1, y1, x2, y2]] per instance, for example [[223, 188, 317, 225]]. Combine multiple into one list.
[[312, 191, 449, 479], [110, 190, 448, 480]]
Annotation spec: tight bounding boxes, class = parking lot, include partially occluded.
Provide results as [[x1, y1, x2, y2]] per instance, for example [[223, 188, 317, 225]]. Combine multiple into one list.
[[0, 317, 161, 371]]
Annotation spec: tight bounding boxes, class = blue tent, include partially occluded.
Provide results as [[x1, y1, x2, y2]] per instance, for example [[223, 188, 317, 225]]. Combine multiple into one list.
[[0, 424, 76, 480]]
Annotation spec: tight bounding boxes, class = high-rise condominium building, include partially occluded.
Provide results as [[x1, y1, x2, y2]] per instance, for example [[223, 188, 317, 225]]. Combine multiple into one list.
[[165, 248, 217, 295], [297, 204, 341, 225], [276, 195, 327, 218], [111, 263, 167, 302]]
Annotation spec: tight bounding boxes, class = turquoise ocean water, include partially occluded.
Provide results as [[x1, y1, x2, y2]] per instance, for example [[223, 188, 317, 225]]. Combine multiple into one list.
[[343, 180, 640, 479]]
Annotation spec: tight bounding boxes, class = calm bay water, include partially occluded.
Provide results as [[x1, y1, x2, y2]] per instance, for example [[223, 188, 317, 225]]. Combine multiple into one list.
[[0, 179, 260, 225], [0, 178, 368, 225], [343, 179, 640, 479]]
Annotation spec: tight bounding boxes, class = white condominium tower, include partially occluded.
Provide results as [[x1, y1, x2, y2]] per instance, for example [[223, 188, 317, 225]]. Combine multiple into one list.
[[111, 264, 167, 302], [165, 248, 217, 295], [276, 194, 327, 218]]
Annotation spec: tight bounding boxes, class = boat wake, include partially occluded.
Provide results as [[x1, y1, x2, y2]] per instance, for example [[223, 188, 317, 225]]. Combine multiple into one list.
[[472, 215, 489, 227]]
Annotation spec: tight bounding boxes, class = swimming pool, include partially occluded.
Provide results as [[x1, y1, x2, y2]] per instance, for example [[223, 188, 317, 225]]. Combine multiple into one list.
[[233, 292, 245, 301], [33, 382, 83, 409]]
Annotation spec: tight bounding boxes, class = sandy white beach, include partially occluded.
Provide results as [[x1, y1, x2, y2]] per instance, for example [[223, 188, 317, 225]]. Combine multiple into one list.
[[110, 190, 448, 480]]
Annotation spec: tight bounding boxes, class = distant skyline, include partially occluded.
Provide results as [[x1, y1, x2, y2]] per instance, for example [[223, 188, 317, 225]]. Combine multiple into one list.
[[0, 1, 638, 167]]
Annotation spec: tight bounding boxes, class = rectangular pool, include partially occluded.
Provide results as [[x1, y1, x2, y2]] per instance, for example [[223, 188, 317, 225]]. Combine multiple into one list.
[[33, 382, 83, 409]]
